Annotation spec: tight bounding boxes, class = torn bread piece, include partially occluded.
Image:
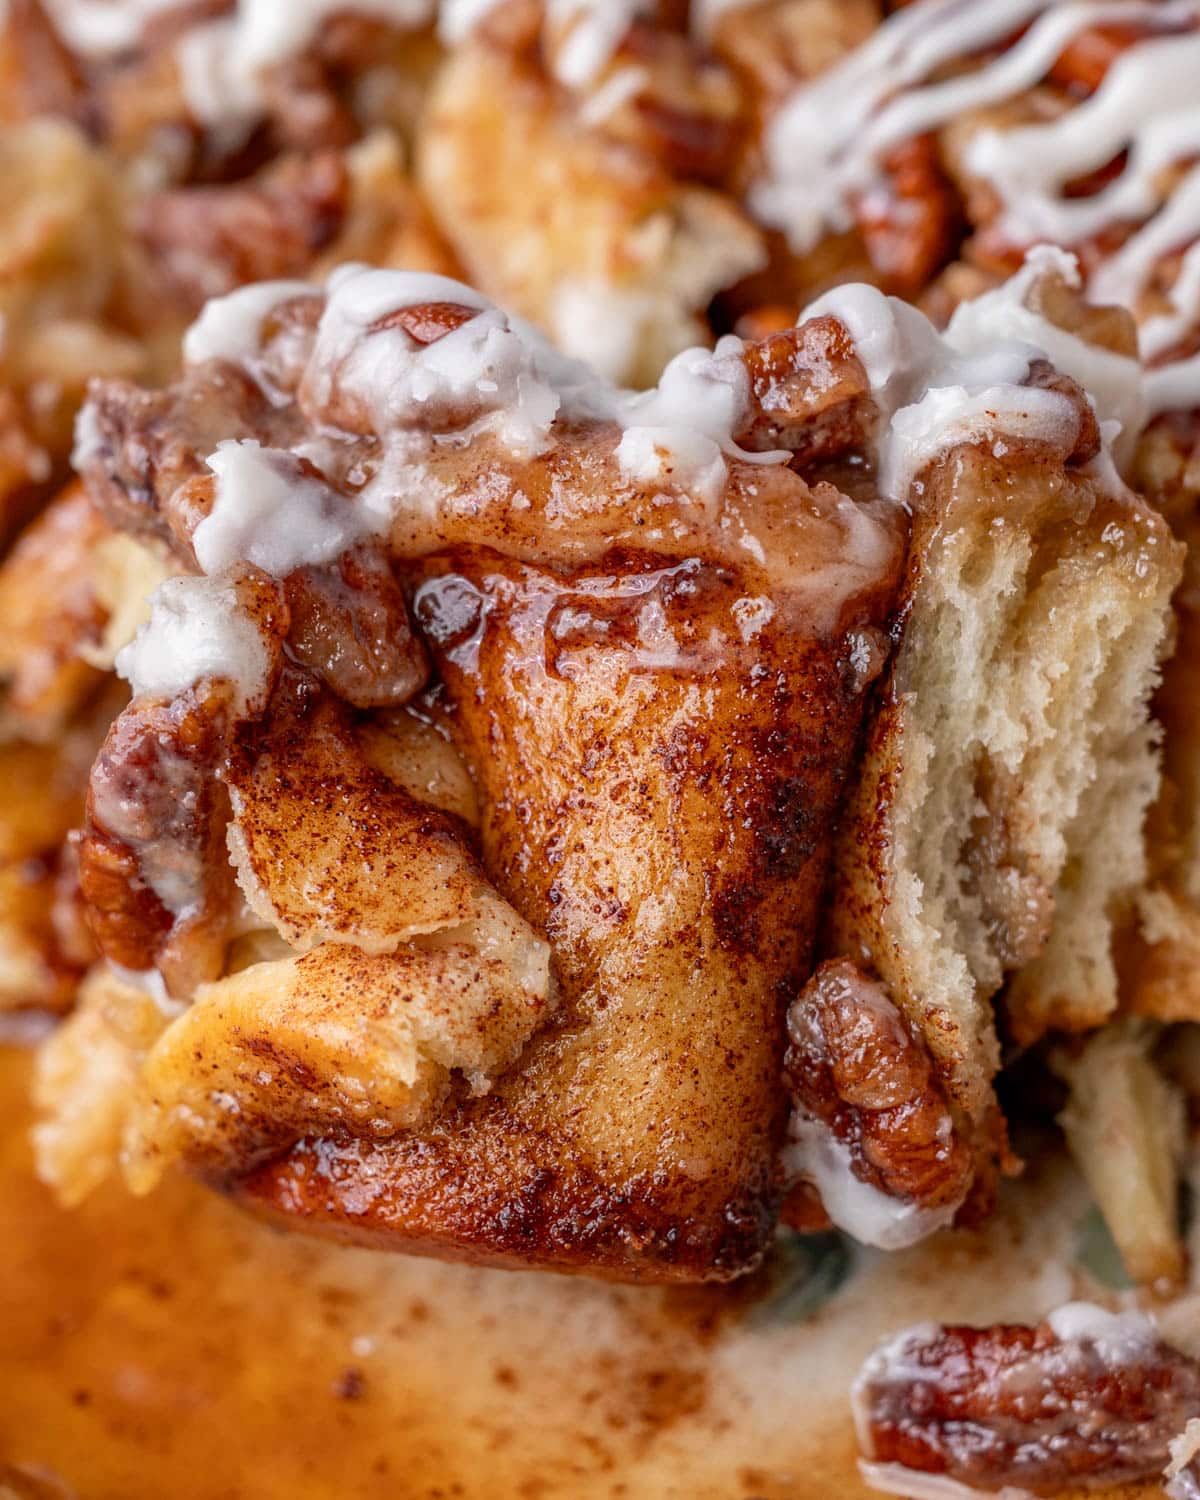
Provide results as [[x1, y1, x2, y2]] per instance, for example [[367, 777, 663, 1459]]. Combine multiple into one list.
[[1050, 1020, 1187, 1289], [72, 656, 554, 1191], [65, 251, 1182, 1275], [418, 40, 764, 384], [66, 263, 906, 1280], [123, 889, 553, 1193], [823, 255, 1182, 1137]]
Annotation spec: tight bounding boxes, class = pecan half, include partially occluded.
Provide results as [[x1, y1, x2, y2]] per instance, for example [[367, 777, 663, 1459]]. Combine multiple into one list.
[[136, 151, 349, 315], [854, 1306, 1200, 1495], [79, 571, 287, 997], [780, 959, 974, 1248], [81, 685, 237, 997], [735, 315, 875, 465], [283, 547, 428, 709]]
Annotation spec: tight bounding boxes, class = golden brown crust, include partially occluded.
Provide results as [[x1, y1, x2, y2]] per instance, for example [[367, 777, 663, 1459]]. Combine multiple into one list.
[[237, 528, 903, 1281]]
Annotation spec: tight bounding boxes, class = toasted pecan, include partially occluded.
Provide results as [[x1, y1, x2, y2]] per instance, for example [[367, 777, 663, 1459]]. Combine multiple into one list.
[[735, 313, 875, 463], [781, 959, 974, 1240], [854, 1310, 1200, 1495], [136, 152, 350, 315]]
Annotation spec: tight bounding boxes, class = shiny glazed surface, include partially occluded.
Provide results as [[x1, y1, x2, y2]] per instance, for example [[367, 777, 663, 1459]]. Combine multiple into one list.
[[0, 1043, 1181, 1500]]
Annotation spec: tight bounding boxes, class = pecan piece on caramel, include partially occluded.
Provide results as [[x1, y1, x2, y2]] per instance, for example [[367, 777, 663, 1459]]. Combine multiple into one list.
[[135, 151, 350, 315], [734, 316, 875, 465], [79, 571, 287, 998], [780, 959, 974, 1248], [854, 1306, 1200, 1495], [284, 546, 429, 710]]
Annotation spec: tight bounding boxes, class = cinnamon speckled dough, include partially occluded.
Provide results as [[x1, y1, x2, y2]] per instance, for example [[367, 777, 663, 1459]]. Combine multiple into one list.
[[239, 516, 903, 1281]]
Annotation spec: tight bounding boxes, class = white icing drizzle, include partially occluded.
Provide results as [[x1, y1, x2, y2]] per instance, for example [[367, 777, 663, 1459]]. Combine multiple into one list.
[[967, 24, 1200, 242], [41, 0, 189, 56], [544, 0, 650, 88], [290, 264, 780, 499], [193, 440, 375, 577], [306, 264, 606, 460], [174, 0, 435, 129], [780, 1115, 960, 1250], [751, 0, 1062, 252], [115, 575, 273, 712], [858, 1462, 1033, 1500], [945, 245, 1147, 461], [182, 281, 315, 366], [751, 0, 1200, 415], [615, 336, 789, 506], [176, 250, 1146, 577], [1147, 353, 1200, 417], [803, 248, 1142, 498], [436, 0, 501, 44], [577, 62, 650, 125], [1091, 163, 1200, 358]]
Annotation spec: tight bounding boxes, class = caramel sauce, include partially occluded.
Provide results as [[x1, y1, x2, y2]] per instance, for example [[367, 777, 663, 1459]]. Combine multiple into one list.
[[0, 1044, 1171, 1499]]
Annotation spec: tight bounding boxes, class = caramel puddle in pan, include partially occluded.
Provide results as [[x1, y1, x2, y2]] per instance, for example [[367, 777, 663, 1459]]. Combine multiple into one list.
[[0, 1042, 1183, 1500]]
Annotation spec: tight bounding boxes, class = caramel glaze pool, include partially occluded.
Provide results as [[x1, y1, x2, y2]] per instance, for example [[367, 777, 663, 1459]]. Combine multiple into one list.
[[0, 1042, 1180, 1500]]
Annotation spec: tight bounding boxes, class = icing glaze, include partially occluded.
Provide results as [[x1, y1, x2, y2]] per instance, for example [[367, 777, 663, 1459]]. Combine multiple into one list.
[[182, 281, 316, 367], [192, 440, 376, 577], [751, 0, 1200, 415], [803, 248, 1141, 498], [781, 1115, 960, 1250], [115, 574, 274, 712]]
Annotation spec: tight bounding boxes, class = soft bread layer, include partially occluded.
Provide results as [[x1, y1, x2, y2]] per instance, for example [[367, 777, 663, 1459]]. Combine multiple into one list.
[[1125, 418, 1200, 1021], [236, 534, 902, 1282], [830, 442, 1183, 1116], [417, 44, 765, 386], [123, 898, 552, 1194], [1050, 1020, 1187, 1288]]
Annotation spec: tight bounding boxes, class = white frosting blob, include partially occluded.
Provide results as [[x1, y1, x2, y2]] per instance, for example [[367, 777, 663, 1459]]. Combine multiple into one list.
[[115, 575, 273, 712], [41, 0, 188, 56], [307, 264, 606, 458], [802, 248, 1144, 497], [176, 0, 436, 129], [183, 281, 316, 366], [614, 336, 789, 502], [614, 426, 728, 508], [192, 440, 373, 578]]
